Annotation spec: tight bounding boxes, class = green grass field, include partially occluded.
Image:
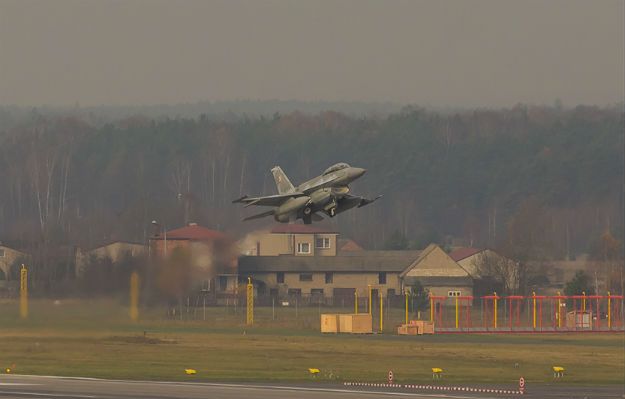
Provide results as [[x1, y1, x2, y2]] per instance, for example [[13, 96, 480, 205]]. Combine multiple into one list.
[[0, 299, 623, 386]]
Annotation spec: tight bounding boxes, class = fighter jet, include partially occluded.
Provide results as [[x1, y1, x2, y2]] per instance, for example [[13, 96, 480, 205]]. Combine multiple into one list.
[[233, 163, 381, 224]]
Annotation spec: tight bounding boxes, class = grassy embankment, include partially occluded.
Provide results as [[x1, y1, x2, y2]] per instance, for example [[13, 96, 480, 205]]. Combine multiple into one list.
[[0, 299, 622, 385]]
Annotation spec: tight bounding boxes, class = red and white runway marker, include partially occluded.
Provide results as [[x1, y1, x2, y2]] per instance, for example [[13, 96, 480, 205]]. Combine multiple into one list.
[[344, 381, 525, 395]]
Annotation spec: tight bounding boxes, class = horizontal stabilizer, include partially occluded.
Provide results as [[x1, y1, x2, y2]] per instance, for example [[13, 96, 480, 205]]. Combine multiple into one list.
[[244, 198, 262, 207], [243, 209, 275, 221], [232, 195, 249, 203]]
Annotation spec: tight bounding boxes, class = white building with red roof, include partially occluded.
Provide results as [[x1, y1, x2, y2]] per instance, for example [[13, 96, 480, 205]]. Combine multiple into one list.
[[150, 223, 237, 299]]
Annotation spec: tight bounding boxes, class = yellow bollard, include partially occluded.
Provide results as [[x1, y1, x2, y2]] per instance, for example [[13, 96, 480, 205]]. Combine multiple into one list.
[[493, 292, 498, 329], [556, 291, 562, 328], [354, 290, 358, 314], [246, 277, 254, 325], [607, 291, 611, 329], [430, 295, 434, 323], [552, 366, 565, 378], [582, 291, 586, 312], [455, 295, 459, 329], [129, 271, 140, 321], [379, 290, 383, 333], [20, 265, 28, 319], [432, 368, 443, 379], [368, 285, 372, 315], [532, 291, 536, 329], [405, 290, 409, 325]]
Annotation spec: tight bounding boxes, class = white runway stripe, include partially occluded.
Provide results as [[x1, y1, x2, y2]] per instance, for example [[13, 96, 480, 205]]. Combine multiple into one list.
[[0, 383, 37, 386], [0, 392, 95, 398]]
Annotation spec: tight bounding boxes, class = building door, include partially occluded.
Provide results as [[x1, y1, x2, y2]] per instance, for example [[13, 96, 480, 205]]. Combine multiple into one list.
[[370, 288, 379, 311], [333, 288, 356, 308]]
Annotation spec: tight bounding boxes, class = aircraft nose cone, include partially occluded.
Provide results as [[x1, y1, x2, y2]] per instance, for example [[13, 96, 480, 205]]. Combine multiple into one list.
[[353, 168, 366, 178]]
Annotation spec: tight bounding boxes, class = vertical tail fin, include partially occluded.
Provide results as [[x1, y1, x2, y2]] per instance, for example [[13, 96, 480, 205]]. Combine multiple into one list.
[[271, 166, 295, 194]]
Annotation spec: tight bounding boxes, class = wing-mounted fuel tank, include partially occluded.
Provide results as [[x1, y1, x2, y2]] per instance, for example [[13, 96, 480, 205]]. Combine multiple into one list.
[[274, 196, 311, 223]]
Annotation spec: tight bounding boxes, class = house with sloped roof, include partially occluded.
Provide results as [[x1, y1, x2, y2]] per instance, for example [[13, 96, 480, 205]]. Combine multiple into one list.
[[449, 247, 485, 277], [150, 223, 238, 298], [239, 250, 420, 304], [400, 244, 473, 299], [0, 243, 28, 284], [75, 241, 146, 276], [239, 225, 473, 304], [449, 247, 518, 293]]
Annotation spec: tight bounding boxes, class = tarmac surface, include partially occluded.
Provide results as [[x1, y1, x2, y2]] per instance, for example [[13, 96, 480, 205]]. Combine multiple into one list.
[[0, 375, 623, 399]]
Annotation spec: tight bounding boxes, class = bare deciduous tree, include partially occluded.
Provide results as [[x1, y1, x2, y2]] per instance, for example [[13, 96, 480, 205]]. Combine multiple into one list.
[[474, 250, 519, 295]]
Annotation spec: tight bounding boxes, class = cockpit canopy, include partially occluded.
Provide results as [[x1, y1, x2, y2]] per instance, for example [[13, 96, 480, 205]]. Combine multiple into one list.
[[323, 162, 350, 175]]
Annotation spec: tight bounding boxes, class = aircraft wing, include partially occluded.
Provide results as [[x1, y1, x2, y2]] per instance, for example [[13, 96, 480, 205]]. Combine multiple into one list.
[[357, 194, 382, 207], [341, 194, 382, 208], [233, 192, 307, 207]]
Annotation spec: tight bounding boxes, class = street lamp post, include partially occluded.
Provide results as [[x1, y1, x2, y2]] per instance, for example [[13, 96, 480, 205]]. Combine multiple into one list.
[[151, 220, 167, 258]]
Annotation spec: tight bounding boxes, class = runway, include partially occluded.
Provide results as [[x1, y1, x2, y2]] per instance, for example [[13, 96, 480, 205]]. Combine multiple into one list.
[[0, 375, 623, 399]]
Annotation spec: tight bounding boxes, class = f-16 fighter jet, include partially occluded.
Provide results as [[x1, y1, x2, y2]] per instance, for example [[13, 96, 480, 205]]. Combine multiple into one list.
[[233, 163, 381, 224]]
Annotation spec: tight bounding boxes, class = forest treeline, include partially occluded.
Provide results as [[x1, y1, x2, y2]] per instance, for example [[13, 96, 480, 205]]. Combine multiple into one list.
[[0, 104, 623, 282]]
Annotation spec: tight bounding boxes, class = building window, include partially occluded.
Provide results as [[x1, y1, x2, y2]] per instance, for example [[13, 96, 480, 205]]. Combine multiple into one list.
[[297, 242, 311, 254], [218, 275, 228, 291], [0, 249, 4, 257], [311, 288, 324, 305], [316, 237, 331, 249], [277, 272, 285, 284], [299, 273, 313, 282], [387, 288, 396, 296], [447, 290, 461, 297], [288, 288, 301, 297], [325, 272, 333, 284], [378, 272, 387, 284]]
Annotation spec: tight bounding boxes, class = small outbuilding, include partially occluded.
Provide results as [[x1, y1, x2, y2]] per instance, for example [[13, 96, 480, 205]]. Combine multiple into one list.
[[0, 243, 28, 283]]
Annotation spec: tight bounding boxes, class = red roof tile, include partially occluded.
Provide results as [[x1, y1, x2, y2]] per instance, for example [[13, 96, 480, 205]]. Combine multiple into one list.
[[339, 239, 364, 251], [160, 224, 227, 241], [449, 247, 483, 262], [270, 224, 338, 234]]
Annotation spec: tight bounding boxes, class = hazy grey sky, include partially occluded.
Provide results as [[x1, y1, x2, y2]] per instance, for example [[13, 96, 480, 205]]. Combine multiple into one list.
[[1, 0, 623, 107]]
